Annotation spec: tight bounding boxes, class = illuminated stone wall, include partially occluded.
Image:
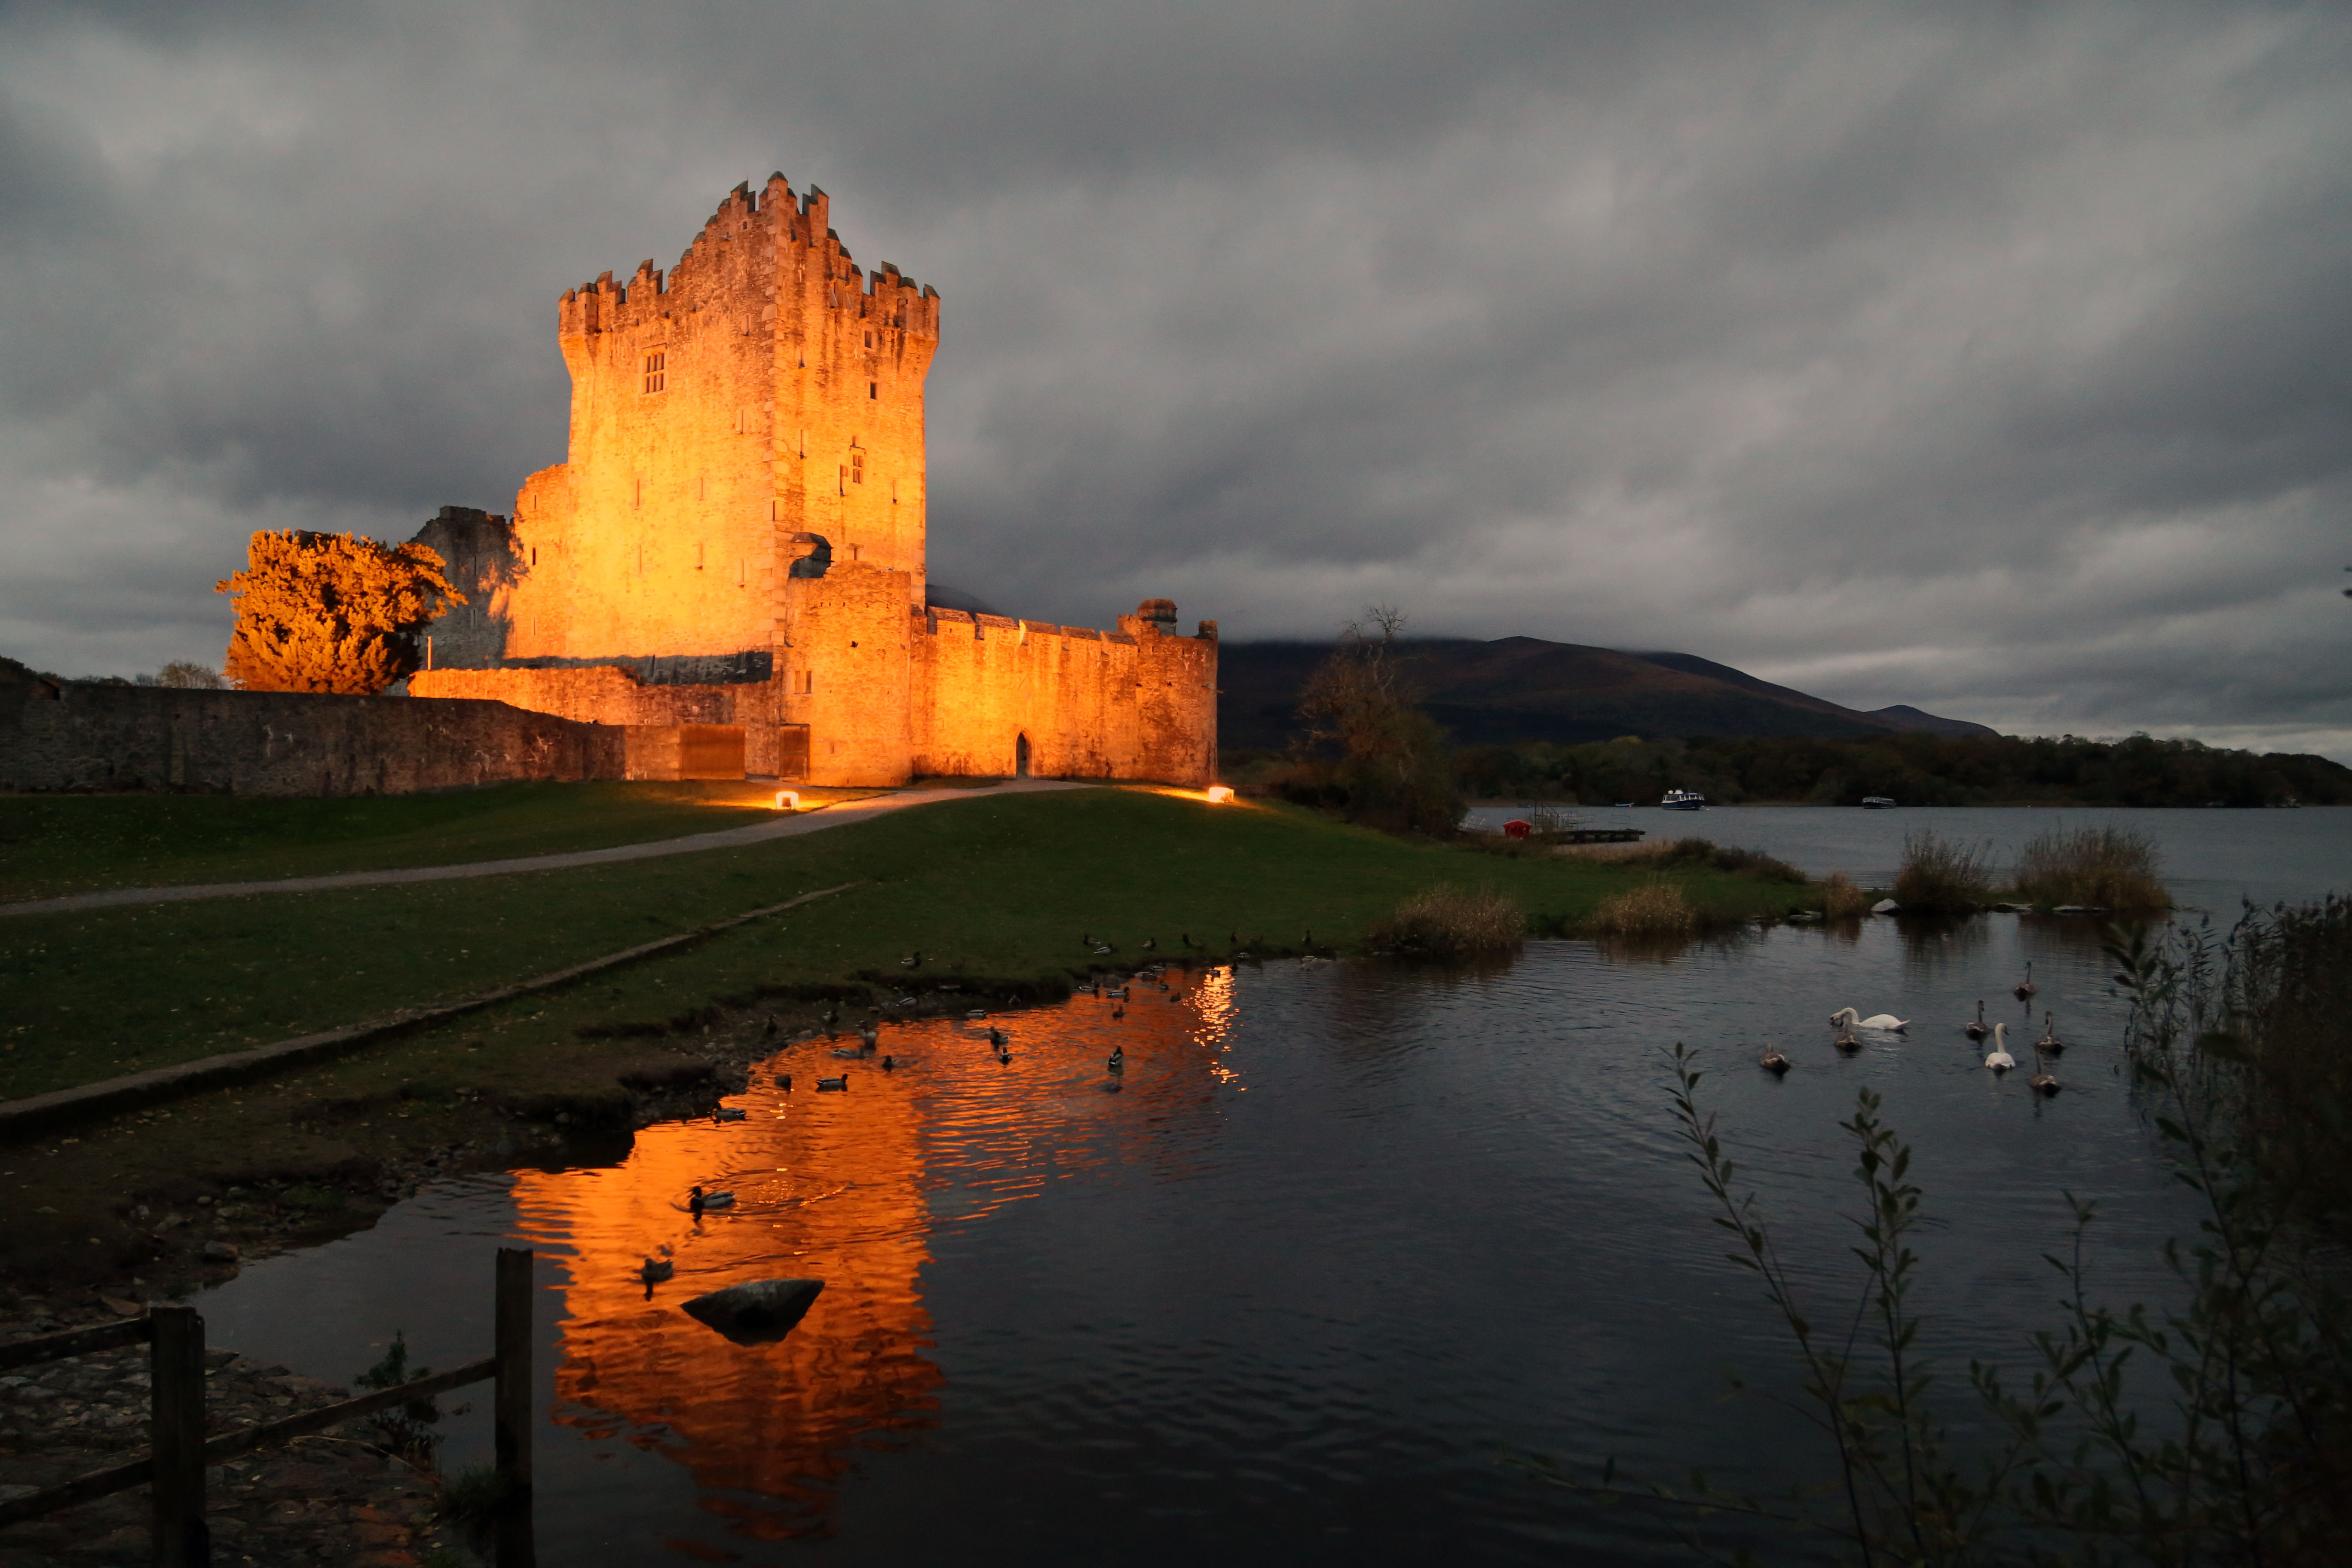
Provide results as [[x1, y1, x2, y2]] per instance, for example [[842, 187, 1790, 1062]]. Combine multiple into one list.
[[912, 609, 1219, 784]]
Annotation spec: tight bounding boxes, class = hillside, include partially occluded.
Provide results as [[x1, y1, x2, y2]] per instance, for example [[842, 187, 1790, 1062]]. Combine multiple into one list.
[[1217, 636, 1995, 750]]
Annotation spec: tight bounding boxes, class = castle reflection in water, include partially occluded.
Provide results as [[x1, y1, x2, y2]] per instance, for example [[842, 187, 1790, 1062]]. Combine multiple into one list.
[[506, 965, 1243, 1541]]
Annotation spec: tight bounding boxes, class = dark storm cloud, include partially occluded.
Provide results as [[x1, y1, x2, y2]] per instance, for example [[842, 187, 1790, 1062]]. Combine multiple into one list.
[[0, 0, 2346, 753]]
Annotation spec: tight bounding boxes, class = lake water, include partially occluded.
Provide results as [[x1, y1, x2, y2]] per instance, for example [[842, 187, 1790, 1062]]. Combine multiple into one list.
[[193, 811, 2351, 1564], [1464, 802, 2352, 913]]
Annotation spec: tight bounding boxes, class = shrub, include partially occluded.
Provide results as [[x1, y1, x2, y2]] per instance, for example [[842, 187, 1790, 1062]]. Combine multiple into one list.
[[1891, 828, 1993, 910], [1590, 882, 1697, 939], [1366, 884, 1524, 958], [1820, 870, 1872, 919], [2011, 825, 2171, 910]]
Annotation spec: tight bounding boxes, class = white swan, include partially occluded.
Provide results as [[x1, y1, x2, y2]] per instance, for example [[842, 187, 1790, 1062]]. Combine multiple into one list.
[[1984, 1024, 2015, 1074], [1829, 1007, 1909, 1033]]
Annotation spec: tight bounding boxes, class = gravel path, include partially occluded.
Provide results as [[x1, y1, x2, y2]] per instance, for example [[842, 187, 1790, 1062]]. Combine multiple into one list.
[[3, 779, 1091, 919]]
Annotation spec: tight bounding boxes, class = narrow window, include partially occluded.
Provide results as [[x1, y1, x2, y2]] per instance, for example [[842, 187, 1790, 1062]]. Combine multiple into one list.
[[792, 670, 814, 695], [642, 348, 667, 393], [863, 331, 872, 348], [530, 546, 538, 566], [868, 381, 878, 399], [851, 450, 864, 484], [697, 542, 705, 571]]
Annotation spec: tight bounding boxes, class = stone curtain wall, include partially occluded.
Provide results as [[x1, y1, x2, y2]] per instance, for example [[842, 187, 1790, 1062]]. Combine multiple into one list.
[[912, 612, 1219, 786], [1, 666, 623, 796], [408, 665, 791, 777]]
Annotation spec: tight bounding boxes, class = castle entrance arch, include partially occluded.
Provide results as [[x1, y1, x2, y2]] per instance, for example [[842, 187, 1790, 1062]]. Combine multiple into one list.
[[1015, 733, 1031, 778]]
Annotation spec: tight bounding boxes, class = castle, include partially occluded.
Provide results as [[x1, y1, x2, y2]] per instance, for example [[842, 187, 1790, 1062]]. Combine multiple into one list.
[[408, 175, 1218, 788]]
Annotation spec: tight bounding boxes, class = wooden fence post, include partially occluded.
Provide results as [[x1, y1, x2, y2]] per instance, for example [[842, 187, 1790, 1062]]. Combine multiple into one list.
[[494, 1248, 533, 1494], [149, 1305, 208, 1568]]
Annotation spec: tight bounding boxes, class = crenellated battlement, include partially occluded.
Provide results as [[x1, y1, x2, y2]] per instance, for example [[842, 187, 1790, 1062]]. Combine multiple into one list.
[[556, 174, 939, 341]]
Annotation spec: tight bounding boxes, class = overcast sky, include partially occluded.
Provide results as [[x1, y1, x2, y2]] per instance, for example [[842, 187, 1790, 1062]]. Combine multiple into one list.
[[3, 0, 2347, 755]]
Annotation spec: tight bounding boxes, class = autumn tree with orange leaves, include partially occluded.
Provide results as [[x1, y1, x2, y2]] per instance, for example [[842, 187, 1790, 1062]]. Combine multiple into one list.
[[216, 531, 465, 694]]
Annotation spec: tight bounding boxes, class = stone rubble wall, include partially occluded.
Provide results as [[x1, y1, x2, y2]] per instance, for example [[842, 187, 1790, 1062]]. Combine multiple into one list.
[[0, 663, 624, 796]]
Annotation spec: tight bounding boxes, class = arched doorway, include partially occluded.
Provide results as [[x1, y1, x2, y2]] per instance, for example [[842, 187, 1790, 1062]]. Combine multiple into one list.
[[1014, 733, 1031, 778]]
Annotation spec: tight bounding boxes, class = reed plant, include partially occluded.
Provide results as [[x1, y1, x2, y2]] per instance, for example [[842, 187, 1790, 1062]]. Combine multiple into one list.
[[1819, 870, 1872, 920], [1589, 881, 1697, 939], [1365, 883, 1525, 958], [1890, 828, 1994, 911], [1563, 836, 1806, 884], [2010, 824, 2171, 910]]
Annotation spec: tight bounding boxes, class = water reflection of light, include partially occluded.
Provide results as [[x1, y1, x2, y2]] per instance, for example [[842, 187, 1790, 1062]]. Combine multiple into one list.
[[506, 962, 1244, 1544]]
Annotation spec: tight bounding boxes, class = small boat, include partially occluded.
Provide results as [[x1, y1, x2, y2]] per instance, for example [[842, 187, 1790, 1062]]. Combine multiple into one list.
[[1660, 789, 1706, 810], [1860, 796, 1896, 809]]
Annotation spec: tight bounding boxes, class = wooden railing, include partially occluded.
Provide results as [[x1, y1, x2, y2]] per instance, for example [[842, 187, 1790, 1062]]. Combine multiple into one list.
[[0, 1247, 535, 1568]]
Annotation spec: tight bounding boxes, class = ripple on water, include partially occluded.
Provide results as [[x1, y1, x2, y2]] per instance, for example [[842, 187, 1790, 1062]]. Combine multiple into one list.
[[196, 923, 2211, 1565]]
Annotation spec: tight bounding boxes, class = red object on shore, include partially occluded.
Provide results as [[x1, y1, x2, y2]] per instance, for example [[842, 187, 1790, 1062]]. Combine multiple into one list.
[[1503, 820, 1531, 839]]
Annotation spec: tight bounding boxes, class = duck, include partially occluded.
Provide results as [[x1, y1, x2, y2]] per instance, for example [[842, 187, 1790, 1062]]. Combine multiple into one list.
[[1080, 932, 1093, 948], [1111, 1003, 1126, 1020], [816, 1074, 849, 1091], [688, 1186, 736, 1213], [1093, 943, 1114, 956], [831, 1046, 862, 1060], [2028, 1065, 2061, 1096], [1759, 1045, 1792, 1075], [2013, 963, 2037, 1001], [1142, 937, 1157, 950], [712, 1106, 748, 1122], [777, 1073, 792, 1091], [1107, 1046, 1126, 1075], [2035, 1014, 2065, 1056], [763, 1015, 778, 1039], [881, 1054, 896, 1072], [1985, 1024, 2015, 1073], [1828, 1007, 1909, 1032], [638, 1256, 674, 1286], [900, 951, 923, 969], [1963, 1001, 1990, 1041], [1832, 1025, 1863, 1055], [995, 1045, 1012, 1065], [987, 1026, 1009, 1047]]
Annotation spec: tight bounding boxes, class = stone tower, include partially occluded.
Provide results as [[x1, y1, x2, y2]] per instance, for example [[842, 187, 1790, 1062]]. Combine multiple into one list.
[[412, 176, 1217, 788]]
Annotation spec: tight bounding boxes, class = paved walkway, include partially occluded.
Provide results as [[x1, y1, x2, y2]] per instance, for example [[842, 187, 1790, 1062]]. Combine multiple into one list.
[[2, 779, 1092, 919]]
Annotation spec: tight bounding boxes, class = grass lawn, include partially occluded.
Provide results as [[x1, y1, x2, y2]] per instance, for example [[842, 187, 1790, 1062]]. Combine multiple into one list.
[[0, 787, 1813, 1100], [0, 780, 880, 902]]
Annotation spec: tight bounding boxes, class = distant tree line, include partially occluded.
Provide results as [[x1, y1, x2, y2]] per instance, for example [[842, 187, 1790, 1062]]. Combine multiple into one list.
[[1449, 731, 2352, 808]]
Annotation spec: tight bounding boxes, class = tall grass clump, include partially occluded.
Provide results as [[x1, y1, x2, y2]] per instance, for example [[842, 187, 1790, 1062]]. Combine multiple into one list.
[[2011, 824, 2171, 910], [1590, 882, 1697, 939], [1564, 836, 1806, 884], [1819, 870, 1872, 920], [1890, 828, 1994, 911], [1366, 884, 1524, 959]]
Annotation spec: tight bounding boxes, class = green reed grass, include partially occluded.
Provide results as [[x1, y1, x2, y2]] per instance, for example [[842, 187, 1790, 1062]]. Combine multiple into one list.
[[2011, 824, 2171, 910], [1366, 883, 1525, 958], [1891, 827, 1994, 911]]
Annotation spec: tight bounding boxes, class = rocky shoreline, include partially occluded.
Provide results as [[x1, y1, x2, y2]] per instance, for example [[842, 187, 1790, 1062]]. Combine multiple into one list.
[[0, 1299, 481, 1567]]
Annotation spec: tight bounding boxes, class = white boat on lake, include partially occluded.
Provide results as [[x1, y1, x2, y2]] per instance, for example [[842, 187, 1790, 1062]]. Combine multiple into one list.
[[1861, 796, 1897, 809], [1660, 789, 1706, 810]]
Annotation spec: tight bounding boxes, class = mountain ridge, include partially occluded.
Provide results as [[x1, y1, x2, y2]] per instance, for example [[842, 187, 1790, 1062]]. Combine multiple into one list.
[[1216, 635, 1995, 751]]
